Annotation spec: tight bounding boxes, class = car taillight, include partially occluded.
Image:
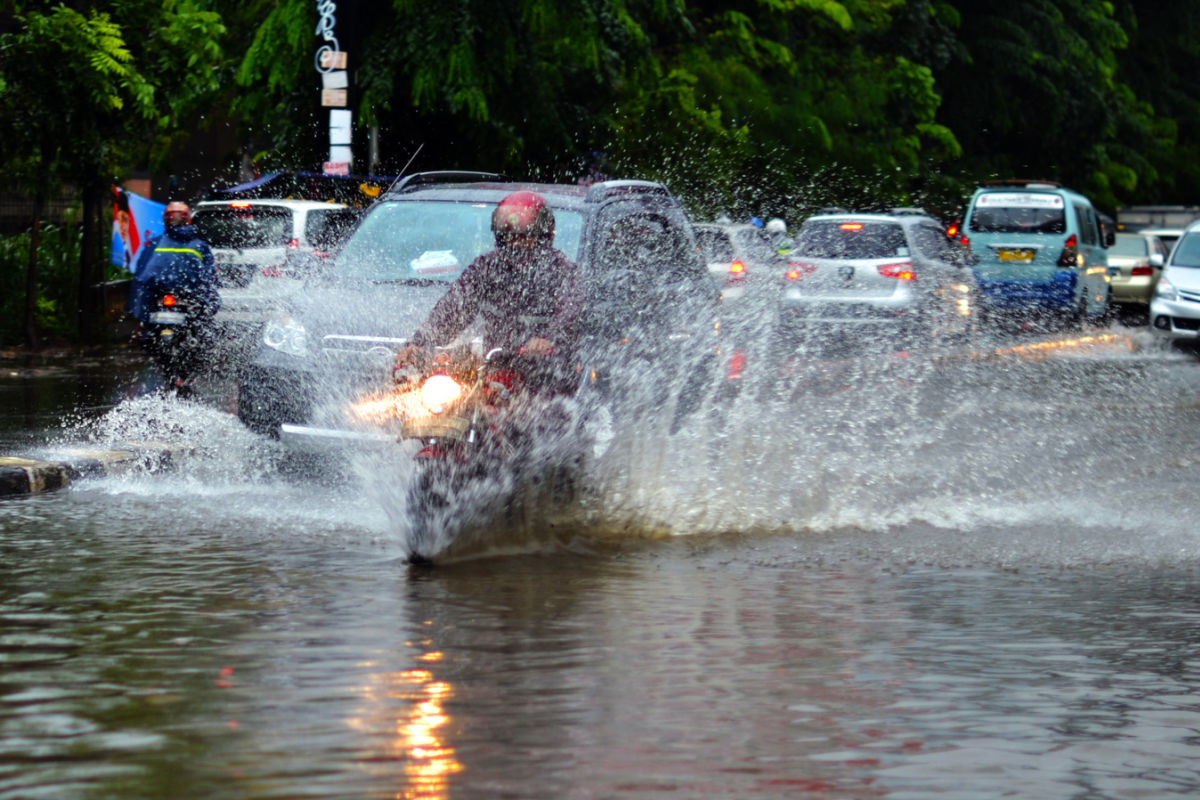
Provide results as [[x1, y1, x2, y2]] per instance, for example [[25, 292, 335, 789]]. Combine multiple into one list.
[[786, 263, 817, 280], [726, 350, 746, 380], [877, 261, 915, 281], [162, 294, 176, 307], [1131, 265, 1153, 276], [1057, 234, 1079, 267], [729, 260, 745, 275], [229, 202, 250, 209], [840, 222, 864, 231], [288, 238, 299, 249]]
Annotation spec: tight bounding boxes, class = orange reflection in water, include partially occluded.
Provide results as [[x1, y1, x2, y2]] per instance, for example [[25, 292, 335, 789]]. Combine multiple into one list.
[[351, 662, 463, 800]]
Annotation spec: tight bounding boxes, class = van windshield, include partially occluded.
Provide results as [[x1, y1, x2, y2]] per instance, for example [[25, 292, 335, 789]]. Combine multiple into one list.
[[969, 192, 1066, 234]]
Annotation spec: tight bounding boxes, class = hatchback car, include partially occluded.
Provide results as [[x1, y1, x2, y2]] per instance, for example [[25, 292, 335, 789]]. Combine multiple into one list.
[[962, 180, 1112, 327], [1150, 219, 1200, 346], [1107, 231, 1167, 311], [192, 199, 355, 287], [779, 209, 980, 351], [235, 172, 721, 440]]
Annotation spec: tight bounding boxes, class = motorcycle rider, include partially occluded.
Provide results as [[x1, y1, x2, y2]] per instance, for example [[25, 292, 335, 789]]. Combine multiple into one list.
[[765, 217, 793, 254], [394, 190, 583, 393], [126, 201, 221, 388]]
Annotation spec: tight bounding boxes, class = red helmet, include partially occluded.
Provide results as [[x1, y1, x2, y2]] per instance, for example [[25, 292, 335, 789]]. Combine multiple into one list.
[[492, 191, 554, 247]]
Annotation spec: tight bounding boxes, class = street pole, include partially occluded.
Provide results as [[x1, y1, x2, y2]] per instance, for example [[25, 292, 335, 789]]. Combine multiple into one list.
[[315, 0, 351, 175]]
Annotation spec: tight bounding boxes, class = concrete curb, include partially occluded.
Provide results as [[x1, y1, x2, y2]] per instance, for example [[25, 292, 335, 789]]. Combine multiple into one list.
[[0, 442, 188, 497]]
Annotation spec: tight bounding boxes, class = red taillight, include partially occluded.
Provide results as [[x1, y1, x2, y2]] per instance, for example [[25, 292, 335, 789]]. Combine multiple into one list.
[[1131, 265, 1153, 276], [161, 294, 177, 307], [786, 263, 817, 280], [877, 261, 915, 281], [960, 234, 970, 248], [729, 260, 745, 275], [726, 350, 746, 380], [288, 238, 299, 249], [840, 222, 864, 231], [946, 222, 959, 238], [1057, 234, 1078, 267], [229, 202, 250, 209]]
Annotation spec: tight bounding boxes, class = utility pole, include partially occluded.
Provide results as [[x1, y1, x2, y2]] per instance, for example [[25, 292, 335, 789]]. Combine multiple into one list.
[[315, 0, 351, 175]]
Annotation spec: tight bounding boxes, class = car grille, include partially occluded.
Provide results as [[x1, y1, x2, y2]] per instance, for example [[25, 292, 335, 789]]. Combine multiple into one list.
[[319, 334, 405, 372], [1170, 316, 1200, 331]]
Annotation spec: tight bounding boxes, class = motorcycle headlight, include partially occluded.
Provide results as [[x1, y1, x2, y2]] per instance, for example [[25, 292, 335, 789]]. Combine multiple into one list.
[[262, 314, 308, 358], [1156, 277, 1178, 302], [419, 374, 464, 414]]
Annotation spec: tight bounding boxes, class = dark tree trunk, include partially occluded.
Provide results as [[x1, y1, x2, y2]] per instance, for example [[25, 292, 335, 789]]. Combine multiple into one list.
[[77, 179, 101, 344], [23, 176, 47, 349]]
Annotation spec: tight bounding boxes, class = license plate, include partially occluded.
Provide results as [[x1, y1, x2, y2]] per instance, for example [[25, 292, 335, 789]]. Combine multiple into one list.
[[149, 311, 187, 324], [997, 248, 1034, 262]]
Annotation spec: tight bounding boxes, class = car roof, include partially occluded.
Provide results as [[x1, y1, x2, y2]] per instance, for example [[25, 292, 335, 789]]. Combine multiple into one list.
[[382, 172, 680, 213], [970, 180, 1091, 203], [194, 198, 347, 210]]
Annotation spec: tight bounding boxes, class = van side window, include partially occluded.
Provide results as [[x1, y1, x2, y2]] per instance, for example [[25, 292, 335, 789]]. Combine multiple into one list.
[[1075, 205, 1098, 246]]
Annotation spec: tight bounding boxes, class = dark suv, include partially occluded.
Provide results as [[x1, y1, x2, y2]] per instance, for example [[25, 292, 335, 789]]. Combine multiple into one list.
[[236, 171, 720, 439]]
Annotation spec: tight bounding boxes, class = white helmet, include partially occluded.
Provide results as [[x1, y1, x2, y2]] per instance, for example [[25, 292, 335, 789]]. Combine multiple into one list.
[[765, 217, 787, 234]]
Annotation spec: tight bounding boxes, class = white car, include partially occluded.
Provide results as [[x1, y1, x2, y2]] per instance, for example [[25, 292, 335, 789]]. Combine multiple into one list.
[[192, 198, 356, 286], [1150, 219, 1200, 345], [192, 198, 363, 336]]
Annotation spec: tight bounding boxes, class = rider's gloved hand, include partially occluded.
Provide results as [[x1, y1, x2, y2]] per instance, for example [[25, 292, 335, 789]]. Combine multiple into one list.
[[393, 343, 427, 378], [522, 337, 555, 357]]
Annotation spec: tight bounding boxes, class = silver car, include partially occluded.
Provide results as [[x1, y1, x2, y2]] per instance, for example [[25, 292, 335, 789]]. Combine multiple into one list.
[[780, 210, 980, 350], [1107, 231, 1167, 309], [1150, 220, 1200, 345]]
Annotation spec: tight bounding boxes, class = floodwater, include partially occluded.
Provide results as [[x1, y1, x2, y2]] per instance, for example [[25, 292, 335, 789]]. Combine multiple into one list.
[[4, 328, 1200, 799]]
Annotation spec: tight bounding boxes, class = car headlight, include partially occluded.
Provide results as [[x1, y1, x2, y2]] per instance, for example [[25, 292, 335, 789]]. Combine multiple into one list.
[[1156, 277, 1178, 302], [418, 374, 464, 414], [262, 314, 308, 358]]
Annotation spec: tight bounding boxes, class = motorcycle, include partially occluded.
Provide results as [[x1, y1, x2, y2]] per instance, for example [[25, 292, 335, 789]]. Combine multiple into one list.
[[139, 288, 217, 394], [346, 346, 587, 565]]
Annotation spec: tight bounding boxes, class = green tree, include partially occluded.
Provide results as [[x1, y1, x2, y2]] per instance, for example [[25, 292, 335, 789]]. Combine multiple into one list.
[[0, 1, 225, 345]]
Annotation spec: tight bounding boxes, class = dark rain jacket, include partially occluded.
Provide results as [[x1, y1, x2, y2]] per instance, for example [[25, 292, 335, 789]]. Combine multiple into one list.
[[409, 243, 583, 360], [125, 224, 219, 324]]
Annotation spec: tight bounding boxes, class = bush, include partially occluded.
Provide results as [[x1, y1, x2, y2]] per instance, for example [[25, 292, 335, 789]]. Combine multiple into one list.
[[0, 216, 82, 346]]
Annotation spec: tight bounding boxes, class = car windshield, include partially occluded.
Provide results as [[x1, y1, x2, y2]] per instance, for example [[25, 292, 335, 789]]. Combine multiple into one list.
[[193, 205, 293, 248], [792, 220, 909, 259], [1110, 235, 1149, 257], [1170, 233, 1200, 268], [969, 192, 1066, 234], [330, 199, 583, 281]]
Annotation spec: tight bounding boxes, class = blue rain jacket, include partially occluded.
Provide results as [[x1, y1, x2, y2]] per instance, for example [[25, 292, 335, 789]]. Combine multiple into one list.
[[126, 224, 219, 323]]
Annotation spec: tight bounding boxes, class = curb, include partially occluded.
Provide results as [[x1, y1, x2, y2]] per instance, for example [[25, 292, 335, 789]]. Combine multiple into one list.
[[0, 442, 188, 497]]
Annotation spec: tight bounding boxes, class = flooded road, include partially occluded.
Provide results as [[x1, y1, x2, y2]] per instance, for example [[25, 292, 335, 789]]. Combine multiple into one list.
[[4, 329, 1200, 798]]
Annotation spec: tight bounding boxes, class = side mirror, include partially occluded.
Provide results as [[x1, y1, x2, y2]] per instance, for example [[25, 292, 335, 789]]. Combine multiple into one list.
[[1151, 252, 1164, 269], [1105, 227, 1116, 247]]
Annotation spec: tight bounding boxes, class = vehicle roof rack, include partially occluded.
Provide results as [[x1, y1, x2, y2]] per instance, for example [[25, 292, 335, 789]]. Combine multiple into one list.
[[387, 171, 511, 194], [583, 179, 675, 204], [981, 179, 1061, 188]]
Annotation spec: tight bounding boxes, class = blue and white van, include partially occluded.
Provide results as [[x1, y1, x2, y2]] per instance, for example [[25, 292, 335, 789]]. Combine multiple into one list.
[[962, 181, 1112, 326]]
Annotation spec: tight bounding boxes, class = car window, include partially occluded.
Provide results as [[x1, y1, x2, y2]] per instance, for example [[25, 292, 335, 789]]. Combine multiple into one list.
[[696, 229, 734, 262], [1170, 232, 1200, 268], [304, 207, 362, 250], [793, 220, 909, 259], [330, 199, 584, 281], [1110, 235, 1149, 257], [193, 205, 293, 248], [969, 192, 1066, 234], [912, 223, 956, 261]]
